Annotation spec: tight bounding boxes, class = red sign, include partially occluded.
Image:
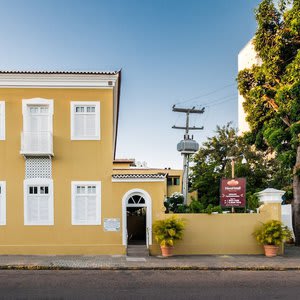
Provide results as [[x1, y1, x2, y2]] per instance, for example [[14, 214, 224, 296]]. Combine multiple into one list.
[[220, 178, 246, 207]]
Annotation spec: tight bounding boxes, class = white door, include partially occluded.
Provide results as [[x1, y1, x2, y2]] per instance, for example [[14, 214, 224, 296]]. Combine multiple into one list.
[[26, 105, 50, 152], [28, 105, 49, 132]]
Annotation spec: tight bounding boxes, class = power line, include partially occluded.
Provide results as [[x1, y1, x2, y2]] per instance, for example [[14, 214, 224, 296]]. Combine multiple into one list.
[[197, 93, 238, 107], [205, 97, 237, 108], [174, 83, 236, 105]]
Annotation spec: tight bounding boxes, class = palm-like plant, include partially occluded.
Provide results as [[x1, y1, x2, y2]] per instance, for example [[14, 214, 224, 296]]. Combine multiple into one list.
[[153, 216, 185, 247], [253, 220, 292, 246]]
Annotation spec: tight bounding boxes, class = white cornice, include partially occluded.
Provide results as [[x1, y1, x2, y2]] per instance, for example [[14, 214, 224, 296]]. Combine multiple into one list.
[[112, 178, 165, 183], [0, 73, 118, 88]]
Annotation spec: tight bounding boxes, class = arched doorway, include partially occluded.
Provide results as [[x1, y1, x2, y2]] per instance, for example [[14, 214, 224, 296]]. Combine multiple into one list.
[[122, 189, 152, 248]]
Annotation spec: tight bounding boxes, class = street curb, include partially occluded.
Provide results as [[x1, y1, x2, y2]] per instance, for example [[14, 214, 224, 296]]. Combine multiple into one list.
[[1, 265, 300, 271]]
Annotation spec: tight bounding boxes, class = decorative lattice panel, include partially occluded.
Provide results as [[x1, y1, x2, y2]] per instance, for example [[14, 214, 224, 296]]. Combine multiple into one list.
[[25, 157, 52, 179]]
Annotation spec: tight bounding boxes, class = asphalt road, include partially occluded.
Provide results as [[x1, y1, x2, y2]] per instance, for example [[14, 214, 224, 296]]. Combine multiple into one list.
[[0, 270, 300, 299]]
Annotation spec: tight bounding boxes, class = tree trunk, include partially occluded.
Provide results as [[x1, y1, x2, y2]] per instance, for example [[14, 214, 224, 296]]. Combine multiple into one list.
[[292, 145, 300, 246]]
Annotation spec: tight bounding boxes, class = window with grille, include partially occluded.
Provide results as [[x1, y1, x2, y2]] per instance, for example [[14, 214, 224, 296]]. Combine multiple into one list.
[[0, 101, 5, 140], [24, 179, 53, 225], [0, 182, 6, 225], [71, 102, 100, 140], [71, 181, 101, 225]]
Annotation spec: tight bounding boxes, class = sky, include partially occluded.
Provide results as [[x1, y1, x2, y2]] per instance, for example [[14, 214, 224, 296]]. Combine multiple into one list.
[[0, 0, 261, 169]]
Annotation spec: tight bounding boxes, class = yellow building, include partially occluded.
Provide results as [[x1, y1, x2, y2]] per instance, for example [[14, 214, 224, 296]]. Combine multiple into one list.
[[0, 70, 182, 255]]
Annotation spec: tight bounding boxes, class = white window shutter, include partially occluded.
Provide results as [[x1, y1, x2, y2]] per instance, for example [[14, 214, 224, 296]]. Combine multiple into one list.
[[0, 105, 2, 138], [74, 114, 85, 138], [39, 196, 50, 223], [40, 114, 49, 132], [87, 195, 97, 222], [0, 182, 6, 225], [74, 195, 85, 223], [72, 181, 101, 225], [85, 114, 96, 137], [0, 102, 5, 140], [27, 196, 39, 223], [71, 102, 100, 140], [24, 179, 53, 226]]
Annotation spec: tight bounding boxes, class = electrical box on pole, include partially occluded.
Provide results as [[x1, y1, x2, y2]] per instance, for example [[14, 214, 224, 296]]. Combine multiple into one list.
[[172, 105, 204, 204]]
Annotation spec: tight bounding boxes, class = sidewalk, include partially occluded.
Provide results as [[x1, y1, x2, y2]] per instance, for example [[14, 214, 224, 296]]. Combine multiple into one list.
[[0, 245, 299, 271]]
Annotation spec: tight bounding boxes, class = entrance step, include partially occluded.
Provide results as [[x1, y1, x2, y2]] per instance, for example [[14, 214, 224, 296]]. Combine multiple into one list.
[[127, 245, 149, 257]]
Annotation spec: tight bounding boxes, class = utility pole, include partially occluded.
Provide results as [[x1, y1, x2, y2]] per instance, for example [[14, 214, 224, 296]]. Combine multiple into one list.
[[172, 105, 204, 204]]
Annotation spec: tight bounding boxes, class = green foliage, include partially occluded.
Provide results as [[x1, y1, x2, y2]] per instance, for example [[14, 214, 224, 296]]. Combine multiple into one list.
[[253, 220, 292, 245], [203, 204, 223, 214], [164, 192, 184, 213], [190, 123, 289, 208], [237, 0, 300, 175], [153, 216, 185, 247], [246, 193, 260, 211], [189, 199, 204, 213], [237, 0, 300, 240]]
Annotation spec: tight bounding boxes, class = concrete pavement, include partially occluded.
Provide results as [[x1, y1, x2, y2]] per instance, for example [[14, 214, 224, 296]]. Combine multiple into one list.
[[0, 245, 299, 271]]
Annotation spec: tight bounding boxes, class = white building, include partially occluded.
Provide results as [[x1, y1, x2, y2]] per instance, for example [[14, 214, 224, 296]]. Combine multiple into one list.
[[238, 39, 262, 135]]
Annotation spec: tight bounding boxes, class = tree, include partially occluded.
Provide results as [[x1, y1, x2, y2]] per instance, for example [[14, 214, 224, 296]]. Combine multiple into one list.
[[190, 123, 286, 209], [237, 0, 300, 244]]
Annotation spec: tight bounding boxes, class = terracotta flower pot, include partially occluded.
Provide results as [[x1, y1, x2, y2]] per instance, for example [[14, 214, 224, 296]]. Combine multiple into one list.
[[160, 246, 174, 257], [264, 245, 279, 257]]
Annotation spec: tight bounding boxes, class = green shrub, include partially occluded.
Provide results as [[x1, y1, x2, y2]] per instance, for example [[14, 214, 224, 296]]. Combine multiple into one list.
[[253, 220, 292, 246], [153, 216, 185, 247], [164, 192, 184, 213], [189, 199, 204, 213], [247, 192, 260, 211], [202, 204, 222, 214]]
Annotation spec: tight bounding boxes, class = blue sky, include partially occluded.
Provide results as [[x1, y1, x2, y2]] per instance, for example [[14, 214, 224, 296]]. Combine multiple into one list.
[[0, 0, 261, 168]]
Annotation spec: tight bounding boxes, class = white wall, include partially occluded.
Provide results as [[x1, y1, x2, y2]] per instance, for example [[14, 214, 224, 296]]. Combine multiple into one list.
[[238, 39, 262, 135], [282, 204, 294, 238]]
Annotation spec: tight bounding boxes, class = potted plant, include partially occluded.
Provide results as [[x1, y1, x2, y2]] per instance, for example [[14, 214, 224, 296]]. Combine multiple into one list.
[[253, 220, 292, 257], [153, 216, 185, 257]]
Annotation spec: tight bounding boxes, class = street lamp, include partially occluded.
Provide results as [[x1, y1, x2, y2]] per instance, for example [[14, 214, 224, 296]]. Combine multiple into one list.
[[227, 155, 247, 179], [226, 155, 247, 213]]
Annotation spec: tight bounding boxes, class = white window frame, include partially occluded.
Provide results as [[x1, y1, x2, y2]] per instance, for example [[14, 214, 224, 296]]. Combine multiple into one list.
[[0, 101, 5, 140], [0, 181, 6, 225], [22, 98, 54, 133], [24, 178, 54, 226], [70, 101, 100, 140], [71, 181, 101, 225]]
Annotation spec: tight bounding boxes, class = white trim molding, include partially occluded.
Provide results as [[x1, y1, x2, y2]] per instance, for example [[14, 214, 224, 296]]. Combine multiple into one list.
[[112, 174, 166, 183], [0, 101, 5, 140], [0, 73, 118, 89], [22, 98, 54, 134], [24, 178, 54, 226], [71, 181, 101, 225], [0, 181, 6, 225], [21, 98, 54, 156], [22, 98, 54, 116], [112, 178, 165, 183], [70, 101, 101, 141], [122, 189, 152, 247]]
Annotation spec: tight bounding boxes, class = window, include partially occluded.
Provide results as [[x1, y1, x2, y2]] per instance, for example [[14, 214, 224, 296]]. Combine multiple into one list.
[[24, 179, 53, 225], [71, 102, 100, 140], [71, 181, 101, 225], [173, 177, 180, 185], [22, 98, 53, 133], [0, 181, 6, 225], [0, 101, 5, 140], [167, 177, 180, 186]]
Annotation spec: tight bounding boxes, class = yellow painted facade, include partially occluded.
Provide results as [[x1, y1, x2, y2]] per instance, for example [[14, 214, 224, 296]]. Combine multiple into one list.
[[0, 71, 280, 256], [0, 71, 183, 255], [150, 203, 282, 255]]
